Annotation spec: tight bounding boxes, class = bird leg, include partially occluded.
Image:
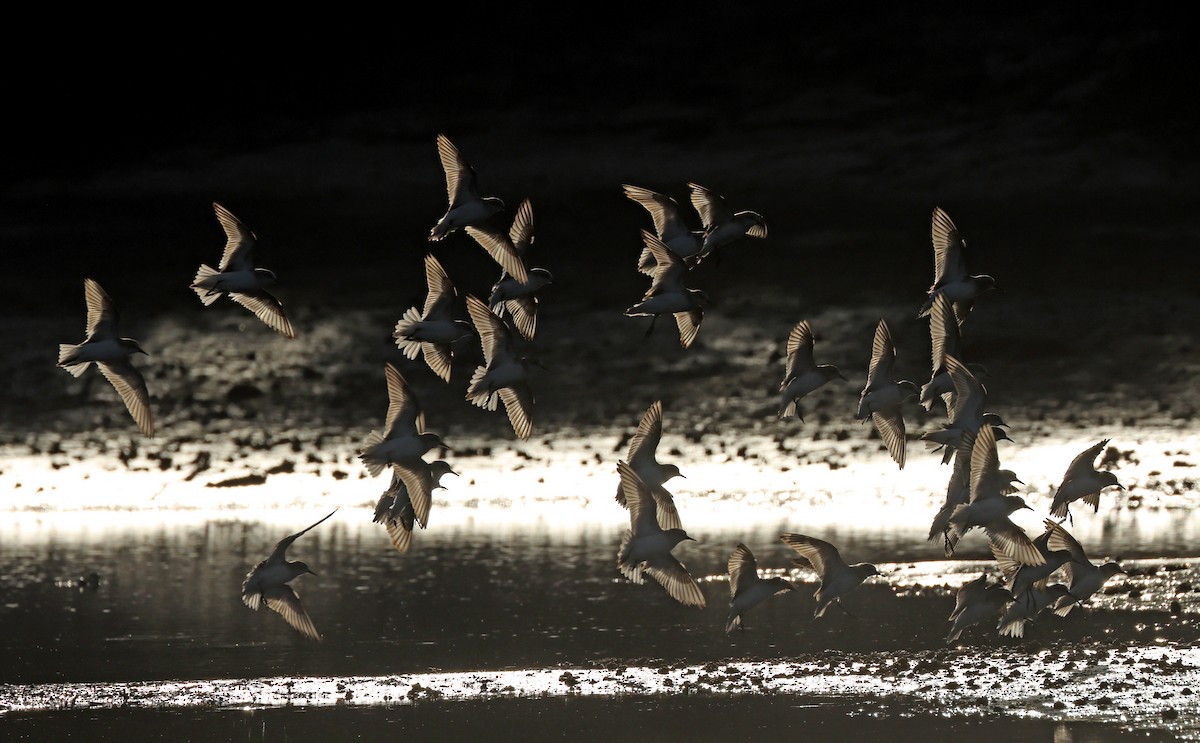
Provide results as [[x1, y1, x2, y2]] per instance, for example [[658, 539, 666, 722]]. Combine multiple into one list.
[[643, 315, 658, 339], [836, 600, 860, 621]]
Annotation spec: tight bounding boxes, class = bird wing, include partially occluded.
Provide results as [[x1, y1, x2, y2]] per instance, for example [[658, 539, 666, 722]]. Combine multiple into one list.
[[263, 584, 321, 641], [645, 554, 706, 608], [229, 290, 295, 339], [422, 253, 458, 319], [382, 362, 424, 438], [643, 230, 687, 294], [968, 424, 1001, 503], [984, 518, 1045, 567], [617, 460, 660, 534], [783, 320, 817, 383], [988, 538, 1026, 581], [950, 573, 989, 620], [392, 461, 433, 529], [503, 296, 538, 341], [97, 359, 153, 437], [944, 355, 985, 426], [437, 133, 479, 208], [420, 341, 454, 384], [623, 184, 689, 241], [673, 308, 703, 349], [465, 294, 509, 365], [499, 384, 535, 440], [864, 319, 896, 392], [268, 509, 338, 563], [930, 206, 966, 289], [728, 543, 760, 599], [686, 182, 732, 231], [466, 226, 530, 285], [82, 278, 119, 340], [1062, 439, 1110, 484], [780, 533, 846, 580], [213, 202, 257, 272], [1043, 518, 1091, 565], [626, 400, 665, 465], [508, 198, 535, 259], [871, 410, 908, 469], [928, 292, 959, 375]]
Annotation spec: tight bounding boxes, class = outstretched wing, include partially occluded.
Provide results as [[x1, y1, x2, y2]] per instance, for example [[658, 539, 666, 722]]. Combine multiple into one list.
[[686, 182, 732, 231], [437, 133, 480, 208], [465, 294, 510, 365], [626, 400, 664, 465], [728, 543, 760, 599], [466, 226, 530, 285], [780, 533, 846, 580], [229, 290, 295, 339], [213, 202, 257, 272], [263, 584, 321, 641], [783, 320, 817, 383], [97, 359, 153, 437], [930, 206, 966, 289], [864, 319, 896, 391], [83, 278, 119, 340]]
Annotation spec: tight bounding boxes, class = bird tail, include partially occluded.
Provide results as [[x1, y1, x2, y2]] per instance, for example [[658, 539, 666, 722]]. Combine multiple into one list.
[[385, 519, 413, 553], [945, 625, 963, 643], [947, 504, 970, 540], [358, 431, 387, 477], [997, 618, 1025, 638], [918, 381, 939, 411], [927, 503, 954, 543], [725, 612, 742, 634], [191, 264, 223, 305], [393, 307, 423, 360], [616, 530, 643, 584], [466, 366, 498, 411], [778, 396, 798, 419], [56, 344, 90, 377], [1053, 594, 1079, 617], [1048, 489, 1069, 520]]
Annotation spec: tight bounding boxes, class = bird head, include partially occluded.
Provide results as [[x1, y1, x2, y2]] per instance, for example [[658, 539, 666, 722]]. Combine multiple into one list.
[[120, 338, 149, 355], [661, 463, 685, 483], [823, 365, 847, 382], [1006, 495, 1034, 513], [1102, 562, 1126, 576], [1100, 471, 1125, 490], [294, 562, 317, 577], [664, 528, 696, 547]]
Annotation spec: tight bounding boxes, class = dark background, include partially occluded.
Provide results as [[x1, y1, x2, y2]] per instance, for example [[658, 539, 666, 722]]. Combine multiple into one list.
[[6, 6, 1199, 436]]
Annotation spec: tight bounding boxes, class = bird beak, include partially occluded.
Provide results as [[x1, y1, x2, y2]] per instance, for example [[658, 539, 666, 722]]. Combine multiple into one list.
[[1022, 505, 1034, 511], [686, 536, 697, 542], [306, 569, 318, 576], [1013, 478, 1025, 485], [1117, 483, 1127, 490]]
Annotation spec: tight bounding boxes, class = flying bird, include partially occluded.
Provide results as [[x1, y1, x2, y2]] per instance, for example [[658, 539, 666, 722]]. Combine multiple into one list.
[[615, 400, 685, 530], [780, 532, 881, 619], [1048, 439, 1125, 523], [191, 202, 294, 338], [856, 319, 918, 468], [945, 425, 1043, 565], [725, 543, 794, 633], [920, 355, 1010, 465], [920, 292, 989, 413], [615, 460, 706, 608], [917, 207, 996, 323], [358, 363, 446, 477], [394, 253, 474, 383], [997, 582, 1070, 638], [778, 319, 845, 420], [241, 509, 337, 641], [687, 182, 767, 265], [1044, 519, 1126, 617], [57, 278, 153, 437], [990, 518, 1073, 607], [471, 199, 554, 340], [464, 294, 536, 439], [946, 573, 1013, 643], [622, 184, 704, 272], [625, 230, 709, 349], [373, 461, 457, 553], [928, 434, 1022, 551], [429, 133, 506, 241]]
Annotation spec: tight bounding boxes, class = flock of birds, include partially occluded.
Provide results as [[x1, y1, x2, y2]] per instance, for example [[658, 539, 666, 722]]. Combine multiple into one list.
[[54, 134, 1128, 644]]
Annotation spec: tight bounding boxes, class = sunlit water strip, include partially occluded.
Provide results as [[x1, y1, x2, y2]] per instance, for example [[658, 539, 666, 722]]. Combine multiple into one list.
[[2, 645, 1197, 737]]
